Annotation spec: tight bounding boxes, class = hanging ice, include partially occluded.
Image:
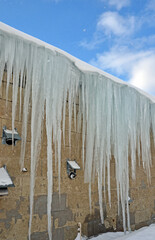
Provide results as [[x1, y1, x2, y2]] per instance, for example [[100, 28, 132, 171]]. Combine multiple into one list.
[[0, 22, 154, 239]]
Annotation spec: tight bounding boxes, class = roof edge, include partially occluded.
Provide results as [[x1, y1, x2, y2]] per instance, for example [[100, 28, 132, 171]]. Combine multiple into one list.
[[0, 21, 154, 103]]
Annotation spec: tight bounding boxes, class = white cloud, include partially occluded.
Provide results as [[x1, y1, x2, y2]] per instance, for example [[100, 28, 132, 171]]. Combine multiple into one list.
[[90, 48, 151, 75], [97, 12, 135, 36], [90, 48, 155, 95], [129, 55, 155, 95], [80, 36, 104, 50], [101, 0, 130, 10], [147, 0, 155, 11], [80, 1, 155, 96], [80, 11, 141, 50]]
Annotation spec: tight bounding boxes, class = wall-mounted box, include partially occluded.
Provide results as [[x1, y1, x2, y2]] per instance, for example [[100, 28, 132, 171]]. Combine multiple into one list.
[[0, 165, 14, 196]]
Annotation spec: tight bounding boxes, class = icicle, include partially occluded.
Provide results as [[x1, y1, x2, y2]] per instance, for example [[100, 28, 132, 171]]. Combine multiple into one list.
[[46, 92, 53, 240], [28, 46, 46, 239], [5, 38, 15, 106], [88, 183, 92, 212], [0, 33, 6, 86], [151, 103, 155, 146], [98, 169, 104, 224]]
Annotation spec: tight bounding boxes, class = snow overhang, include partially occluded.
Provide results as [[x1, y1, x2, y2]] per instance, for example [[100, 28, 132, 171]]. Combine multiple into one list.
[[0, 165, 14, 188], [67, 160, 80, 170], [0, 21, 154, 104]]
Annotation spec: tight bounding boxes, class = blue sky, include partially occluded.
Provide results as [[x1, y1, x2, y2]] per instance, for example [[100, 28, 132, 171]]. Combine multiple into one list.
[[0, 0, 155, 95]]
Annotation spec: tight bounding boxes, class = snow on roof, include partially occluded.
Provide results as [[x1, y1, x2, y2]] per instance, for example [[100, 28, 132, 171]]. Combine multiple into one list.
[[67, 160, 80, 170], [0, 166, 14, 187], [0, 21, 154, 103], [4, 129, 19, 135]]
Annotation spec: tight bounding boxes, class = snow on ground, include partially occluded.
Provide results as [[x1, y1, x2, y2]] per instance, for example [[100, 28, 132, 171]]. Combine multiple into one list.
[[75, 224, 155, 240]]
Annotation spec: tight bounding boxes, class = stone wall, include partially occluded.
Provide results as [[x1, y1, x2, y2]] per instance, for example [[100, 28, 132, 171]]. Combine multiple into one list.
[[0, 71, 154, 240]]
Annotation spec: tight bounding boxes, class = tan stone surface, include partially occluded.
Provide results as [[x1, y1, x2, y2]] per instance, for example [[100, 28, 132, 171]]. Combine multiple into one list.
[[0, 76, 154, 240]]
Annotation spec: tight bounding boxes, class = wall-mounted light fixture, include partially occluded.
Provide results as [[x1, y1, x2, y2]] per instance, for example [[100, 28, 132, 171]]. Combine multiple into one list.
[[128, 196, 133, 203], [66, 159, 80, 179], [2, 126, 21, 146], [0, 165, 14, 196]]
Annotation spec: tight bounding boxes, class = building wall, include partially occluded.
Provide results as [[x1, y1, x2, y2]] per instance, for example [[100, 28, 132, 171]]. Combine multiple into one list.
[[0, 71, 155, 240]]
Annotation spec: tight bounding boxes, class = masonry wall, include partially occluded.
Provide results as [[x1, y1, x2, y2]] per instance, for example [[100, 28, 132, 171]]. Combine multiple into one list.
[[0, 71, 155, 240]]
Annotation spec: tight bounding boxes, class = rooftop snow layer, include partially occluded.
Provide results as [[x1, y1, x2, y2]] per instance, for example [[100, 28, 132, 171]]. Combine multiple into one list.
[[0, 166, 14, 187], [0, 21, 154, 103]]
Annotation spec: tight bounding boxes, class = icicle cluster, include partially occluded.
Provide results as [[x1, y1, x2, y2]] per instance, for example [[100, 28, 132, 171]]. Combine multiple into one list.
[[0, 24, 155, 239]]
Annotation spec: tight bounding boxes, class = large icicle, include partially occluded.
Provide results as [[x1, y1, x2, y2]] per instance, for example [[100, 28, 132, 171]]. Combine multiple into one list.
[[0, 22, 155, 240]]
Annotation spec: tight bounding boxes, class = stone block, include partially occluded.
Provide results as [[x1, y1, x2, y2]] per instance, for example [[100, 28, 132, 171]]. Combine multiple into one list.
[[64, 225, 77, 240], [52, 228, 64, 240], [34, 195, 47, 219], [31, 231, 49, 240], [135, 210, 151, 224]]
